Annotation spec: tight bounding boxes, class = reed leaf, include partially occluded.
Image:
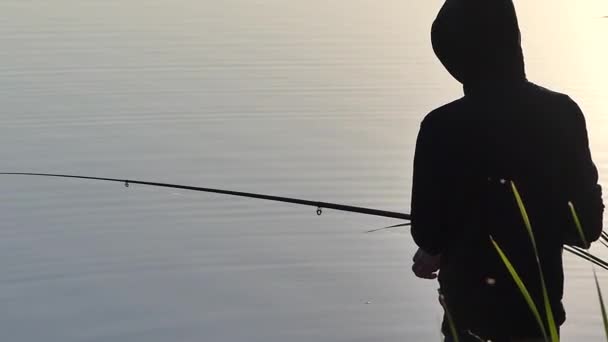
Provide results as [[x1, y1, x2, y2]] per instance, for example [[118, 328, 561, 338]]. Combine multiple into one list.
[[510, 181, 559, 342], [593, 269, 608, 340], [366, 222, 411, 233], [439, 294, 460, 342], [491, 237, 548, 341], [568, 202, 589, 249], [601, 231, 608, 240], [564, 246, 608, 271], [568, 202, 608, 339]]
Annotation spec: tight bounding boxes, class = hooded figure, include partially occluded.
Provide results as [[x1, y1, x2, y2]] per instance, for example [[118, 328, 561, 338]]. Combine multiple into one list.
[[431, 0, 525, 86], [410, 0, 604, 340]]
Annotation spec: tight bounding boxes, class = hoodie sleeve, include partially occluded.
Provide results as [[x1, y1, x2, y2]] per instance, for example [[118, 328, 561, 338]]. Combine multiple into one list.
[[562, 98, 604, 247], [410, 116, 446, 255]]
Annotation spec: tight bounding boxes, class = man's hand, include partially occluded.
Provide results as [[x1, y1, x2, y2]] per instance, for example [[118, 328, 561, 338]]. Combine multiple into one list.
[[412, 248, 441, 279]]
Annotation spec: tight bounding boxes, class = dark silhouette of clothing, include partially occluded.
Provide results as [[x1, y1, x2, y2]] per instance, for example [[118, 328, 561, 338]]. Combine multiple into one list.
[[410, 0, 604, 340]]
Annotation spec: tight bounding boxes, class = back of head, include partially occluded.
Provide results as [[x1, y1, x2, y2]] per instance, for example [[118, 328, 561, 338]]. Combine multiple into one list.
[[431, 0, 525, 86]]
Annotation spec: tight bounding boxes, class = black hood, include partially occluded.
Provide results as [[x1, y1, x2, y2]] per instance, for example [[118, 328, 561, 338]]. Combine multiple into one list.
[[431, 0, 526, 86]]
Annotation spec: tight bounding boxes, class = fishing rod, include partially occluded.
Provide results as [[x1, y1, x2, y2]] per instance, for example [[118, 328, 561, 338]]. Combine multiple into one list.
[[0, 172, 411, 221], [1, 172, 607, 270]]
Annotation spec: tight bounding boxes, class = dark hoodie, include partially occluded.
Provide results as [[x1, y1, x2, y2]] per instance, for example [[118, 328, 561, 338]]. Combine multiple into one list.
[[411, 0, 604, 339]]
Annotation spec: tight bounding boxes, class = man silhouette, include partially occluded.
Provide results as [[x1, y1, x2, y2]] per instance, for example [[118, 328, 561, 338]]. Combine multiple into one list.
[[410, 0, 604, 341]]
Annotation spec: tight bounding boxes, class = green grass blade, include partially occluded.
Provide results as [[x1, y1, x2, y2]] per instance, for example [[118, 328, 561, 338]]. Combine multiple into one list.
[[439, 295, 460, 342], [539, 274, 559, 342], [568, 201, 590, 249], [510, 182, 559, 342], [510, 182, 537, 249], [593, 268, 608, 340], [491, 237, 548, 341]]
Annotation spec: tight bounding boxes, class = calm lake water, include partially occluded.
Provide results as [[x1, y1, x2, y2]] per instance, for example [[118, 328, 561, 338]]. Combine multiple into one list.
[[1, 0, 607, 341]]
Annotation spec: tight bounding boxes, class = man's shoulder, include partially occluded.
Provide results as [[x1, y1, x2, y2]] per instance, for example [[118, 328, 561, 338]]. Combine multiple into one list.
[[525, 82, 577, 106], [421, 82, 581, 126], [422, 97, 468, 126], [525, 82, 584, 124]]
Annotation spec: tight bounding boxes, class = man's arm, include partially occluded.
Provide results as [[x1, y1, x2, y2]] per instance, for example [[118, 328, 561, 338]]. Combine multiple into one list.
[[410, 117, 445, 255], [562, 98, 604, 247]]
